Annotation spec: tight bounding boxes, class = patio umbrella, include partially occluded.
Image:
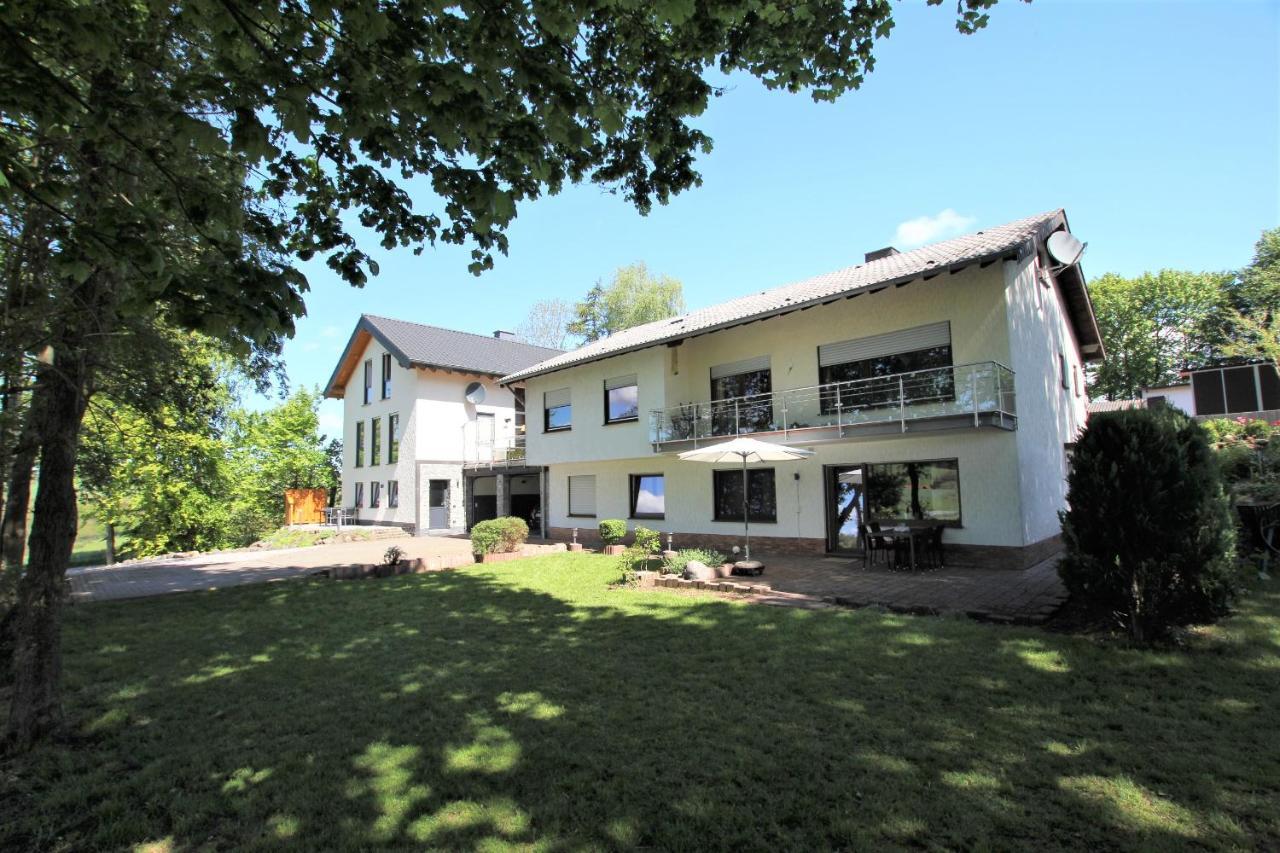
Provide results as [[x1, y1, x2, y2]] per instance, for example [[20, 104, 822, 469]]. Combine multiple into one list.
[[677, 437, 814, 561]]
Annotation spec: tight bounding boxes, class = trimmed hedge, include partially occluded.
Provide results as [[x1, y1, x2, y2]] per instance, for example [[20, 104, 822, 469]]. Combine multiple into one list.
[[598, 519, 627, 545], [471, 516, 529, 555], [1060, 407, 1236, 642]]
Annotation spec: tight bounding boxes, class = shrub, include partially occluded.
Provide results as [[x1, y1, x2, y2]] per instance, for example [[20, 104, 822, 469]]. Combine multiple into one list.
[[598, 519, 627, 545], [1060, 408, 1236, 642], [471, 516, 529, 555], [383, 545, 405, 566], [662, 547, 725, 574], [632, 526, 661, 554]]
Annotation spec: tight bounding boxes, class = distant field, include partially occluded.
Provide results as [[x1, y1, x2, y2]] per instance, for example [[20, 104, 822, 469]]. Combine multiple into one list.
[[69, 511, 108, 567]]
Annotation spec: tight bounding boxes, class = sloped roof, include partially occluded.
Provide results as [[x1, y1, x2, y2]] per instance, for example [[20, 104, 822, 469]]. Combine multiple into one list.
[[1087, 399, 1146, 414], [501, 209, 1102, 384], [324, 315, 562, 398]]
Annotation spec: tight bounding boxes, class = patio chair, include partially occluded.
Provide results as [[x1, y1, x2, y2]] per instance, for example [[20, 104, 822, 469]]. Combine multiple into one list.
[[922, 525, 945, 569], [861, 523, 893, 568]]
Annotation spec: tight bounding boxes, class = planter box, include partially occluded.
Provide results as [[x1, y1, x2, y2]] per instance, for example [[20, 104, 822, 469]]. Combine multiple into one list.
[[602, 544, 626, 556], [474, 550, 522, 564], [567, 542, 584, 552]]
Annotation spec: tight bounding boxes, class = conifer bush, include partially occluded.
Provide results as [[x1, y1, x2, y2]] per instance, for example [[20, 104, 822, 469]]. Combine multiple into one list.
[[1060, 408, 1236, 642]]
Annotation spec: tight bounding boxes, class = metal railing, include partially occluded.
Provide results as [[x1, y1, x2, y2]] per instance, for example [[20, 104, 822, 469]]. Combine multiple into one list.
[[649, 361, 1016, 445], [465, 434, 527, 468]]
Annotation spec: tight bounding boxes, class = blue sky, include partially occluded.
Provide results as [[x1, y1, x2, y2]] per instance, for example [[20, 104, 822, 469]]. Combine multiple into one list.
[[281, 0, 1279, 434]]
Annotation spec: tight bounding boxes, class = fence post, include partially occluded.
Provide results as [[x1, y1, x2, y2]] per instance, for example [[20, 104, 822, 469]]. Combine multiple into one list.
[[899, 375, 907, 432], [972, 367, 980, 427]]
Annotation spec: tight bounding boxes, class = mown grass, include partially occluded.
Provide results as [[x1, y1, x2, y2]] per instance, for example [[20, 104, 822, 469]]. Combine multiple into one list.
[[2, 554, 1277, 851]]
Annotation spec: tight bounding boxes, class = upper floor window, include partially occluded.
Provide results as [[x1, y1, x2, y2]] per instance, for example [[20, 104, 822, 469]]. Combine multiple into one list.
[[818, 322, 952, 413], [363, 359, 373, 405], [710, 357, 772, 434], [381, 353, 392, 399], [544, 388, 571, 432], [630, 474, 665, 519], [713, 468, 776, 523], [388, 413, 400, 464], [371, 416, 382, 465], [355, 421, 365, 468], [605, 375, 639, 424]]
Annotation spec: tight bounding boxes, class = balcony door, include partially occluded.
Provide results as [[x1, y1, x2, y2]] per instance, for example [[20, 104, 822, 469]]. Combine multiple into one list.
[[476, 412, 495, 460], [825, 465, 866, 554]]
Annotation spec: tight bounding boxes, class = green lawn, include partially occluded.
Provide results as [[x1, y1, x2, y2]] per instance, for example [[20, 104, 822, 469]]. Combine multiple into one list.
[[2, 554, 1277, 851]]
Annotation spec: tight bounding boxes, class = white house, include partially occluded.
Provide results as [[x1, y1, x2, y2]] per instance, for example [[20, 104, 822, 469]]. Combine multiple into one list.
[[323, 315, 561, 533], [501, 210, 1103, 569]]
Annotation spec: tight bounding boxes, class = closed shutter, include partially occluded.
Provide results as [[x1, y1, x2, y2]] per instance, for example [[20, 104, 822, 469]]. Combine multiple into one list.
[[544, 388, 571, 408], [568, 475, 596, 516], [604, 374, 637, 390], [818, 321, 951, 367], [710, 356, 770, 379]]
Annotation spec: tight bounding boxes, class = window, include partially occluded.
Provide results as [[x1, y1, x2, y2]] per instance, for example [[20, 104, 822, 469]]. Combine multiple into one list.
[[1059, 352, 1070, 390], [713, 468, 777, 523], [388, 414, 400, 464], [381, 353, 392, 399], [353, 481, 365, 508], [387, 480, 399, 508], [545, 388, 571, 432], [605, 375, 639, 424], [355, 421, 365, 468], [630, 474, 665, 519], [568, 474, 596, 517], [710, 357, 772, 434], [363, 359, 373, 404], [371, 416, 382, 466], [863, 459, 961, 525], [370, 481, 382, 508], [818, 323, 952, 414], [1072, 364, 1083, 398]]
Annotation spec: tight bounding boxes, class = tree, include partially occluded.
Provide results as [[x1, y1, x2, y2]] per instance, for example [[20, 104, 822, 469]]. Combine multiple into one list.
[[1086, 270, 1233, 400], [567, 263, 686, 342], [1059, 408, 1235, 643], [0, 0, 1008, 747], [516, 299, 575, 349], [1222, 228, 1280, 364]]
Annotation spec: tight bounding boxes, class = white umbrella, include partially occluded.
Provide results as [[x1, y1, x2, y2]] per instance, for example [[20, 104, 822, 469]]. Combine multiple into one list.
[[677, 437, 814, 561]]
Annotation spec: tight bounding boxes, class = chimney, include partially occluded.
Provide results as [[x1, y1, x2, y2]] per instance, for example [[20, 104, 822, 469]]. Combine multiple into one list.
[[864, 247, 900, 263], [493, 330, 517, 341]]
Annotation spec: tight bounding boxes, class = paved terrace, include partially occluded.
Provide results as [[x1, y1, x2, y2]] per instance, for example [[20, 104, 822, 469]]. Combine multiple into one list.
[[650, 553, 1068, 624]]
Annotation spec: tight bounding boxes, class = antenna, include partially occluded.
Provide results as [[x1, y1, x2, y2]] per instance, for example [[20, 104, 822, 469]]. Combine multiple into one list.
[[1046, 231, 1086, 268], [464, 381, 486, 404]]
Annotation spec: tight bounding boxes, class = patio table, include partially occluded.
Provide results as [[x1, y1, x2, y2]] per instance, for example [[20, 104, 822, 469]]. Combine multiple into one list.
[[881, 522, 943, 571]]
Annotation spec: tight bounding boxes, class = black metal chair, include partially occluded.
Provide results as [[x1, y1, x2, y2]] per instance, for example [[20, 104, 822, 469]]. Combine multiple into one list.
[[861, 523, 893, 568], [922, 525, 945, 569]]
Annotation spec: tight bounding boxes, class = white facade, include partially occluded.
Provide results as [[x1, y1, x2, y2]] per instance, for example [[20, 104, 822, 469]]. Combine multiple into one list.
[[521, 253, 1090, 563], [337, 335, 524, 532]]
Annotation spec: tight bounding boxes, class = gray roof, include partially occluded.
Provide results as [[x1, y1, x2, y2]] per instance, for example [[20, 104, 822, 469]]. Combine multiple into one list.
[[501, 209, 1102, 384], [1087, 399, 1147, 414], [325, 314, 563, 398]]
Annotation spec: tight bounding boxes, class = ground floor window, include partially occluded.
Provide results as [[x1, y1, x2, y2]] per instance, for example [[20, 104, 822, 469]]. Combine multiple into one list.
[[629, 474, 665, 519], [713, 468, 776, 523], [864, 459, 961, 524], [387, 480, 399, 508], [353, 482, 365, 508], [568, 474, 596, 517], [370, 481, 382, 508]]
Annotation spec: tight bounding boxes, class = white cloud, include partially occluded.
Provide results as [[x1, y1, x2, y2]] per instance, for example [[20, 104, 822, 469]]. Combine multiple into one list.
[[893, 209, 976, 248], [320, 325, 342, 338]]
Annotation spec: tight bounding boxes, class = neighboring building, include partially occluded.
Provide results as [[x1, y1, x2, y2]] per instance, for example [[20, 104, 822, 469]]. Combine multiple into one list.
[[501, 210, 1102, 569], [1140, 382, 1195, 413], [1092, 364, 1280, 420], [323, 315, 561, 533]]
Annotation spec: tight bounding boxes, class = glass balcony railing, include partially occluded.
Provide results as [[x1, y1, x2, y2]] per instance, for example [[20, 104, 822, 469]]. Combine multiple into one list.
[[649, 362, 1016, 446], [465, 434, 527, 468]]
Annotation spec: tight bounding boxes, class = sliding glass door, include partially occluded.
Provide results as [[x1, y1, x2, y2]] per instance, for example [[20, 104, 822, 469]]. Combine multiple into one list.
[[826, 465, 866, 554]]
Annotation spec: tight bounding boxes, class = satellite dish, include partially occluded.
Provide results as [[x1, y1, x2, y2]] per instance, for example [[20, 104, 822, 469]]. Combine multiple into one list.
[[464, 381, 486, 404], [1046, 231, 1086, 267]]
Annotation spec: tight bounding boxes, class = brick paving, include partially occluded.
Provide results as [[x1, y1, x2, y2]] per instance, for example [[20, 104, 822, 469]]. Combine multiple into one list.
[[66, 535, 560, 603], [651, 552, 1068, 624]]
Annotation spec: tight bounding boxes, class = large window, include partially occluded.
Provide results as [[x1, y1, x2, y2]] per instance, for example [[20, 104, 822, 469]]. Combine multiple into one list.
[[863, 459, 961, 525], [387, 480, 399, 508], [545, 388, 571, 432], [818, 322, 952, 413], [355, 421, 365, 468], [630, 474, 665, 519], [710, 357, 772, 434], [371, 416, 382, 466], [363, 359, 373, 404], [381, 353, 392, 399], [353, 481, 365, 508], [388, 414, 400, 464], [370, 481, 382, 508], [713, 468, 776, 523], [568, 474, 596, 517], [605, 375, 639, 424]]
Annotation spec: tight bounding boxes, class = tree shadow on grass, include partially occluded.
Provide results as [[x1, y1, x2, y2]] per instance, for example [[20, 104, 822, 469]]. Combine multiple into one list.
[[3, 557, 1278, 851]]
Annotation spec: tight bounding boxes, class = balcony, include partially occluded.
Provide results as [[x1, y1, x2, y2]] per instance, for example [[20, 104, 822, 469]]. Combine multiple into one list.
[[649, 362, 1016, 449], [464, 434, 528, 469]]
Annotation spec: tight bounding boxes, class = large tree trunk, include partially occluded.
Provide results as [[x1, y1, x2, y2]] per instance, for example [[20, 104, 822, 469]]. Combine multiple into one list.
[[5, 353, 91, 749], [1, 418, 39, 577]]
